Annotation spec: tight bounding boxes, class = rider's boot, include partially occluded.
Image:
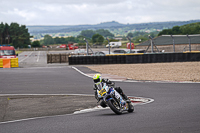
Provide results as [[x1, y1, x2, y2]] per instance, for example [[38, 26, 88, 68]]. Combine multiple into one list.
[[121, 93, 131, 103], [115, 87, 131, 103]]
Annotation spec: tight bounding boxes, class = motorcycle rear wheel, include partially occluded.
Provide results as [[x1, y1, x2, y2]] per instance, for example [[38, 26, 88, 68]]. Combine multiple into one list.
[[107, 100, 122, 115]]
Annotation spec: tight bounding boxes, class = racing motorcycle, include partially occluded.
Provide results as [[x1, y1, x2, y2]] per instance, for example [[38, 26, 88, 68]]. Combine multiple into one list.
[[95, 83, 134, 115]]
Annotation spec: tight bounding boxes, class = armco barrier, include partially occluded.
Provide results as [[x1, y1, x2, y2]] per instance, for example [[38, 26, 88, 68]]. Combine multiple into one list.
[[0, 58, 19, 68], [3, 59, 10, 68], [0, 58, 3, 67], [68, 53, 200, 65], [10, 58, 19, 67]]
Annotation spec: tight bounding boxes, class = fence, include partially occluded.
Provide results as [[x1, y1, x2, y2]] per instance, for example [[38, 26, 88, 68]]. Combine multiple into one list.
[[47, 53, 85, 63], [136, 35, 200, 53]]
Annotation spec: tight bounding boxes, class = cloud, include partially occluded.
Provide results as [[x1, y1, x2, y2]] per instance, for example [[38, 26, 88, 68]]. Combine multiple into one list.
[[0, 0, 199, 25], [2, 8, 37, 21]]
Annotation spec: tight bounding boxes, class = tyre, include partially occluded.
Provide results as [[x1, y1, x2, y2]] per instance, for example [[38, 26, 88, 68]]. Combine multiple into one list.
[[100, 101, 107, 108], [128, 103, 134, 113], [107, 100, 122, 115]]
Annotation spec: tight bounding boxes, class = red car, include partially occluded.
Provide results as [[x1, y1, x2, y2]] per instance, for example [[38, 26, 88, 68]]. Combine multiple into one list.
[[68, 44, 78, 50], [60, 44, 67, 48]]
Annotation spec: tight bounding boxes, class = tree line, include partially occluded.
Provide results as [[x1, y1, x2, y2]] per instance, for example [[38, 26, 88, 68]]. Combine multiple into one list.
[[38, 29, 114, 46], [158, 22, 200, 36], [79, 29, 114, 38], [40, 22, 200, 46], [39, 34, 106, 46], [40, 35, 85, 46], [2, 21, 199, 48], [0, 22, 31, 48]]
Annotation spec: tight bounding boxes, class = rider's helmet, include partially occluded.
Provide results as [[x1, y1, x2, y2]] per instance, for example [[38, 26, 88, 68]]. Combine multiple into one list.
[[93, 74, 102, 85]]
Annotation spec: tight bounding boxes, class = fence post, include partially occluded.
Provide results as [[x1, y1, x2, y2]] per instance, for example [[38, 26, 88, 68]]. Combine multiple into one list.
[[50, 54, 52, 64], [187, 34, 191, 52], [60, 54, 61, 63], [84, 38, 89, 55], [106, 38, 110, 54], [149, 35, 154, 53], [171, 35, 175, 53]]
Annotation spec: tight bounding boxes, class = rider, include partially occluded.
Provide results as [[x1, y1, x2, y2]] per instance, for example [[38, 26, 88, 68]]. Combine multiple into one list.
[[93, 73, 130, 104]]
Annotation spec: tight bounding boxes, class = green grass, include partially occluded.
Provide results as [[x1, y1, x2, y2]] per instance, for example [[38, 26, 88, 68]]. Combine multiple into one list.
[[16, 51, 23, 54]]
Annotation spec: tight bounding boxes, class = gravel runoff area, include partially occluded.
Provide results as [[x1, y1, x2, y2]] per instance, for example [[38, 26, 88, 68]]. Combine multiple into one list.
[[87, 62, 200, 82]]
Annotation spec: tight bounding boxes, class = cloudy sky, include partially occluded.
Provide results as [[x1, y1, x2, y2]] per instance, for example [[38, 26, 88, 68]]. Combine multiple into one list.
[[1, 0, 200, 25]]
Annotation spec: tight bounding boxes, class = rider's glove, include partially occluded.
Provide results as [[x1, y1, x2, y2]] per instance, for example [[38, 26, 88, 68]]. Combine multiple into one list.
[[93, 85, 97, 90]]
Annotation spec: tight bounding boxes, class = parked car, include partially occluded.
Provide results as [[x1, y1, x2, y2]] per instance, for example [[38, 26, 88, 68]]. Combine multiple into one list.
[[113, 49, 146, 54], [93, 51, 114, 56], [106, 42, 122, 48], [113, 49, 130, 54], [60, 44, 67, 48], [130, 49, 146, 53], [68, 44, 79, 50], [70, 49, 86, 54]]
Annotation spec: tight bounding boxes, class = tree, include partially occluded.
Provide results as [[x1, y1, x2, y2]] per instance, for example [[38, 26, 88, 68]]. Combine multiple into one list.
[[32, 41, 41, 47], [97, 35, 104, 45], [92, 34, 104, 45], [96, 29, 114, 37], [0, 22, 31, 48], [17, 25, 31, 48], [127, 32, 133, 38], [158, 22, 200, 35], [9, 23, 20, 46], [172, 26, 181, 34], [0, 22, 4, 44], [54, 37, 61, 44], [59, 37, 66, 44], [80, 30, 95, 38], [79, 29, 114, 38], [4, 23, 9, 44], [43, 35, 54, 45]]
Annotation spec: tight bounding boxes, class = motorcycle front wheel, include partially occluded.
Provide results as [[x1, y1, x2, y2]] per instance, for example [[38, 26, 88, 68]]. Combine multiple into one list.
[[128, 102, 134, 113], [107, 100, 122, 115]]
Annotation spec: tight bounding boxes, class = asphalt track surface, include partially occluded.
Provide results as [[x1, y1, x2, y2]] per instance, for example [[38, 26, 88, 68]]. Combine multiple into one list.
[[0, 51, 200, 133]]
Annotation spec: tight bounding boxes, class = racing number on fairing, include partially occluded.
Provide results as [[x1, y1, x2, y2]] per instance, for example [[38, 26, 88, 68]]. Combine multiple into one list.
[[99, 89, 106, 96]]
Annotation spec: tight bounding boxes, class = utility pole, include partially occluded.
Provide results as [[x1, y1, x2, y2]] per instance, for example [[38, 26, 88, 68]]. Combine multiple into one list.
[[171, 35, 175, 53], [148, 35, 154, 53], [84, 38, 89, 55]]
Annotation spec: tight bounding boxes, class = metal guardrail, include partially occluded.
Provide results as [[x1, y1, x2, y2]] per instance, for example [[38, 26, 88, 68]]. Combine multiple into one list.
[[0, 58, 19, 68]]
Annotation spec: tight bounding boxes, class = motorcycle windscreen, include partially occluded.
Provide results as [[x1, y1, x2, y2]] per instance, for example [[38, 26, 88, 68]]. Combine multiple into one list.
[[96, 83, 103, 91]]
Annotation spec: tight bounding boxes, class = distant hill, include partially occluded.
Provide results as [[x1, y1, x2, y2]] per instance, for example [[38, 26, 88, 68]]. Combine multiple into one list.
[[27, 21, 125, 33], [27, 20, 200, 37]]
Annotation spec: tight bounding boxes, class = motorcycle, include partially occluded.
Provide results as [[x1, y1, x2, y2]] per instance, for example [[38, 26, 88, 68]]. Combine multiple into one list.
[[95, 83, 134, 115]]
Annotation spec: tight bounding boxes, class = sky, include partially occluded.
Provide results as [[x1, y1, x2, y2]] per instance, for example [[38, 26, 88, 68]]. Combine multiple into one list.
[[0, 0, 200, 26]]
